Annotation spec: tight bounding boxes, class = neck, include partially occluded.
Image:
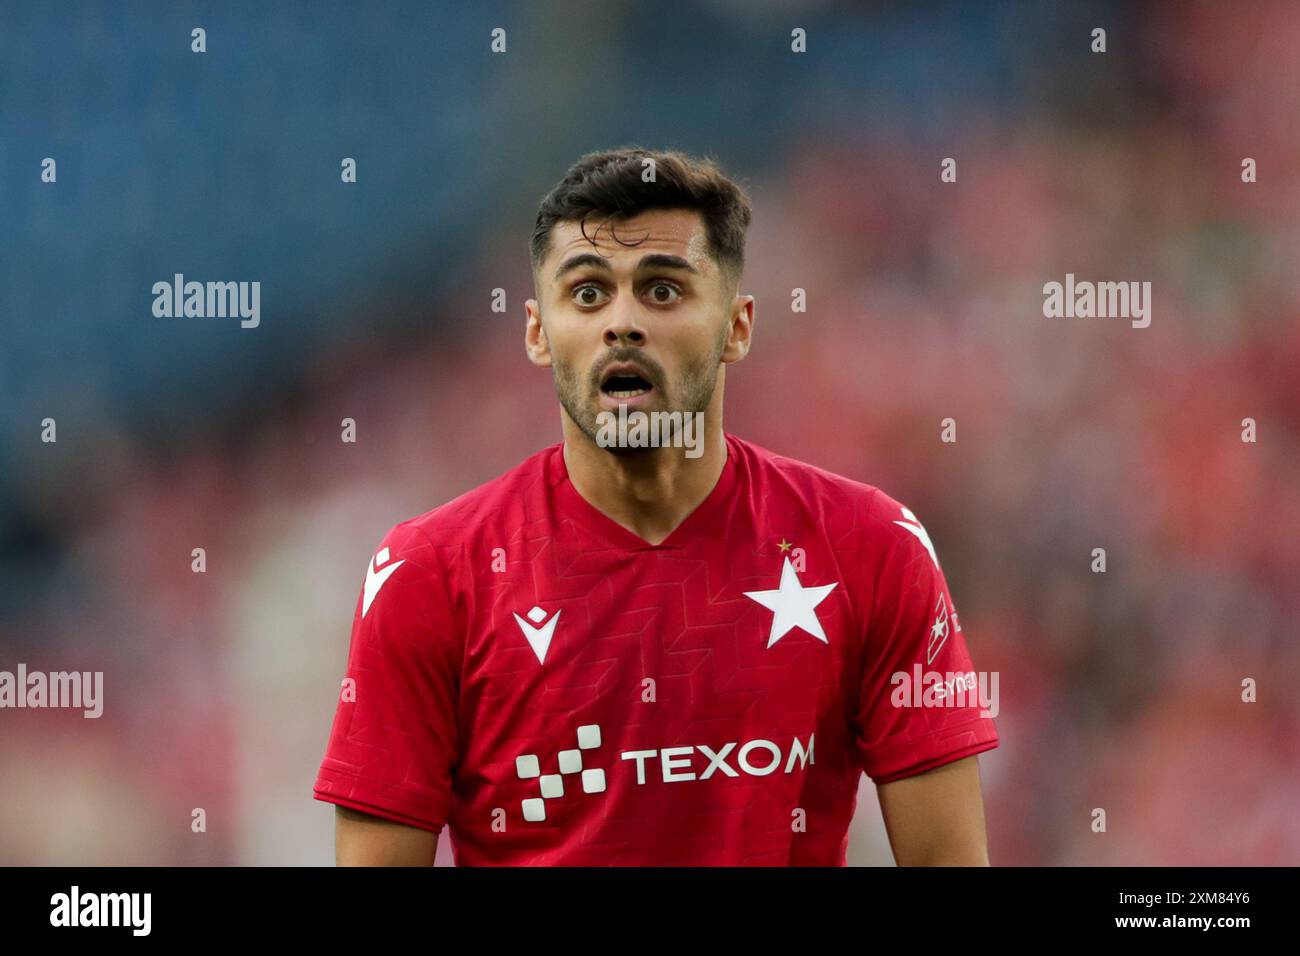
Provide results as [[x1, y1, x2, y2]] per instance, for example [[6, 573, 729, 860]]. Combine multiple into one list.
[[561, 400, 727, 546]]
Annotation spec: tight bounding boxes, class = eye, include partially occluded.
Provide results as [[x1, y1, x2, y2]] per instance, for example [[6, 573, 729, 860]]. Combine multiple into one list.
[[572, 284, 608, 307], [646, 282, 681, 304]]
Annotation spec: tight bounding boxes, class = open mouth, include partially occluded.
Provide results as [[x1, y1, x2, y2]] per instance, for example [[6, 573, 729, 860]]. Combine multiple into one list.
[[600, 374, 654, 399], [599, 362, 656, 400]]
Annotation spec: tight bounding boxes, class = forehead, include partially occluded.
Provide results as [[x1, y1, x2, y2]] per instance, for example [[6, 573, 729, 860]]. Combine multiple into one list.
[[545, 208, 712, 273]]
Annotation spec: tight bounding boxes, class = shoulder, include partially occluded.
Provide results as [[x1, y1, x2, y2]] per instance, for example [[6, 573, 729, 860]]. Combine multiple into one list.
[[728, 434, 898, 524], [376, 442, 560, 561], [728, 434, 940, 561]]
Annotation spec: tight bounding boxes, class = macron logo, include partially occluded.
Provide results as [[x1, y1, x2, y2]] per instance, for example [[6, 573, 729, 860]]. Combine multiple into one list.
[[362, 547, 405, 617], [514, 605, 561, 664], [893, 507, 940, 570]]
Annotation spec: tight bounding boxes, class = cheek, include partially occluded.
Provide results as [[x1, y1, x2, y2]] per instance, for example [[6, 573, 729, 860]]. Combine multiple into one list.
[[672, 317, 723, 366], [551, 344, 593, 386]]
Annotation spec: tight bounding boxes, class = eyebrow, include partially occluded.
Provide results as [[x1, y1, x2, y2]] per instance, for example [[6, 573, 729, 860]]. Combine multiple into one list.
[[552, 252, 700, 282]]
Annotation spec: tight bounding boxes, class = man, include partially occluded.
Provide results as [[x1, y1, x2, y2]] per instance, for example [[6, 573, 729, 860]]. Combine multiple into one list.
[[314, 146, 999, 866]]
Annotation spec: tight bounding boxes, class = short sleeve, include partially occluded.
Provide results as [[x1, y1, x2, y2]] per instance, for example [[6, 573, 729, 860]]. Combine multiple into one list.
[[313, 521, 461, 832], [855, 500, 999, 784]]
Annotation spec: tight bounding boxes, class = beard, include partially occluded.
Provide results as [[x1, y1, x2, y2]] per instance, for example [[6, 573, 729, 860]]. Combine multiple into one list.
[[552, 326, 728, 454]]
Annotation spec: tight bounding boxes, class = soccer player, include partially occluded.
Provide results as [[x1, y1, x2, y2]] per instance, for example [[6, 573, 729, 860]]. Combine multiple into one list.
[[314, 147, 999, 866]]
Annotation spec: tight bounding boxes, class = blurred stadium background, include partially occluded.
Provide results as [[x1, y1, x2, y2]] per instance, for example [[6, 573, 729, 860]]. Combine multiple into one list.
[[2, 0, 1298, 865]]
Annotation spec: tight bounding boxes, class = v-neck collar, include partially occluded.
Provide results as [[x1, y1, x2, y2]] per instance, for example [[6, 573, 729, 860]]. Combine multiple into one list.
[[549, 433, 739, 551]]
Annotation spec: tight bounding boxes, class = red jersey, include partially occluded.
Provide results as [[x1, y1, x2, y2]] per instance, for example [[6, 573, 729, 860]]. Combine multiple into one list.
[[314, 433, 998, 865]]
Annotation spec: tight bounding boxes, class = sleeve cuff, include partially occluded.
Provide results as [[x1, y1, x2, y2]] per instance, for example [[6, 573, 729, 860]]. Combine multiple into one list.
[[314, 767, 447, 834], [863, 718, 999, 784]]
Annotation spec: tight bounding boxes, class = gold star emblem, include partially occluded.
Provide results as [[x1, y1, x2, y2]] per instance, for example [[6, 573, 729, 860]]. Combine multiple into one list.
[[777, 539, 793, 552]]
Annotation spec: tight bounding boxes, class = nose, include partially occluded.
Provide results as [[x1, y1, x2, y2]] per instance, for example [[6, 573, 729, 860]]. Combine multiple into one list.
[[602, 297, 646, 347]]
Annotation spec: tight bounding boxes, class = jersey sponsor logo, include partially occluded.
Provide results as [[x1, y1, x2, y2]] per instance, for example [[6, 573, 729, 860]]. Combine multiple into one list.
[[513, 724, 815, 822], [514, 724, 604, 822], [361, 547, 405, 617], [513, 605, 562, 665], [621, 734, 815, 785], [927, 593, 950, 664], [893, 506, 941, 570], [743, 556, 839, 647]]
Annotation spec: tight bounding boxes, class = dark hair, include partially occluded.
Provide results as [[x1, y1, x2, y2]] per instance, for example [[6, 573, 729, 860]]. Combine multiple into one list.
[[530, 146, 753, 291]]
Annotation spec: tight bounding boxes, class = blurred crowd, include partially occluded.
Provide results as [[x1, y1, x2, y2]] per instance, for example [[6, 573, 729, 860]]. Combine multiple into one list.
[[2, 1, 1297, 864]]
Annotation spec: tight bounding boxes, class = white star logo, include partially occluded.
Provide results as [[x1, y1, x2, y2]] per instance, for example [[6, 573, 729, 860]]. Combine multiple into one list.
[[743, 557, 839, 648]]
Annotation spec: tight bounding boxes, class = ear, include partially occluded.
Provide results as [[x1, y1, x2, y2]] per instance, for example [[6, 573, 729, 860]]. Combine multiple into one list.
[[525, 298, 552, 368], [720, 293, 755, 364]]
